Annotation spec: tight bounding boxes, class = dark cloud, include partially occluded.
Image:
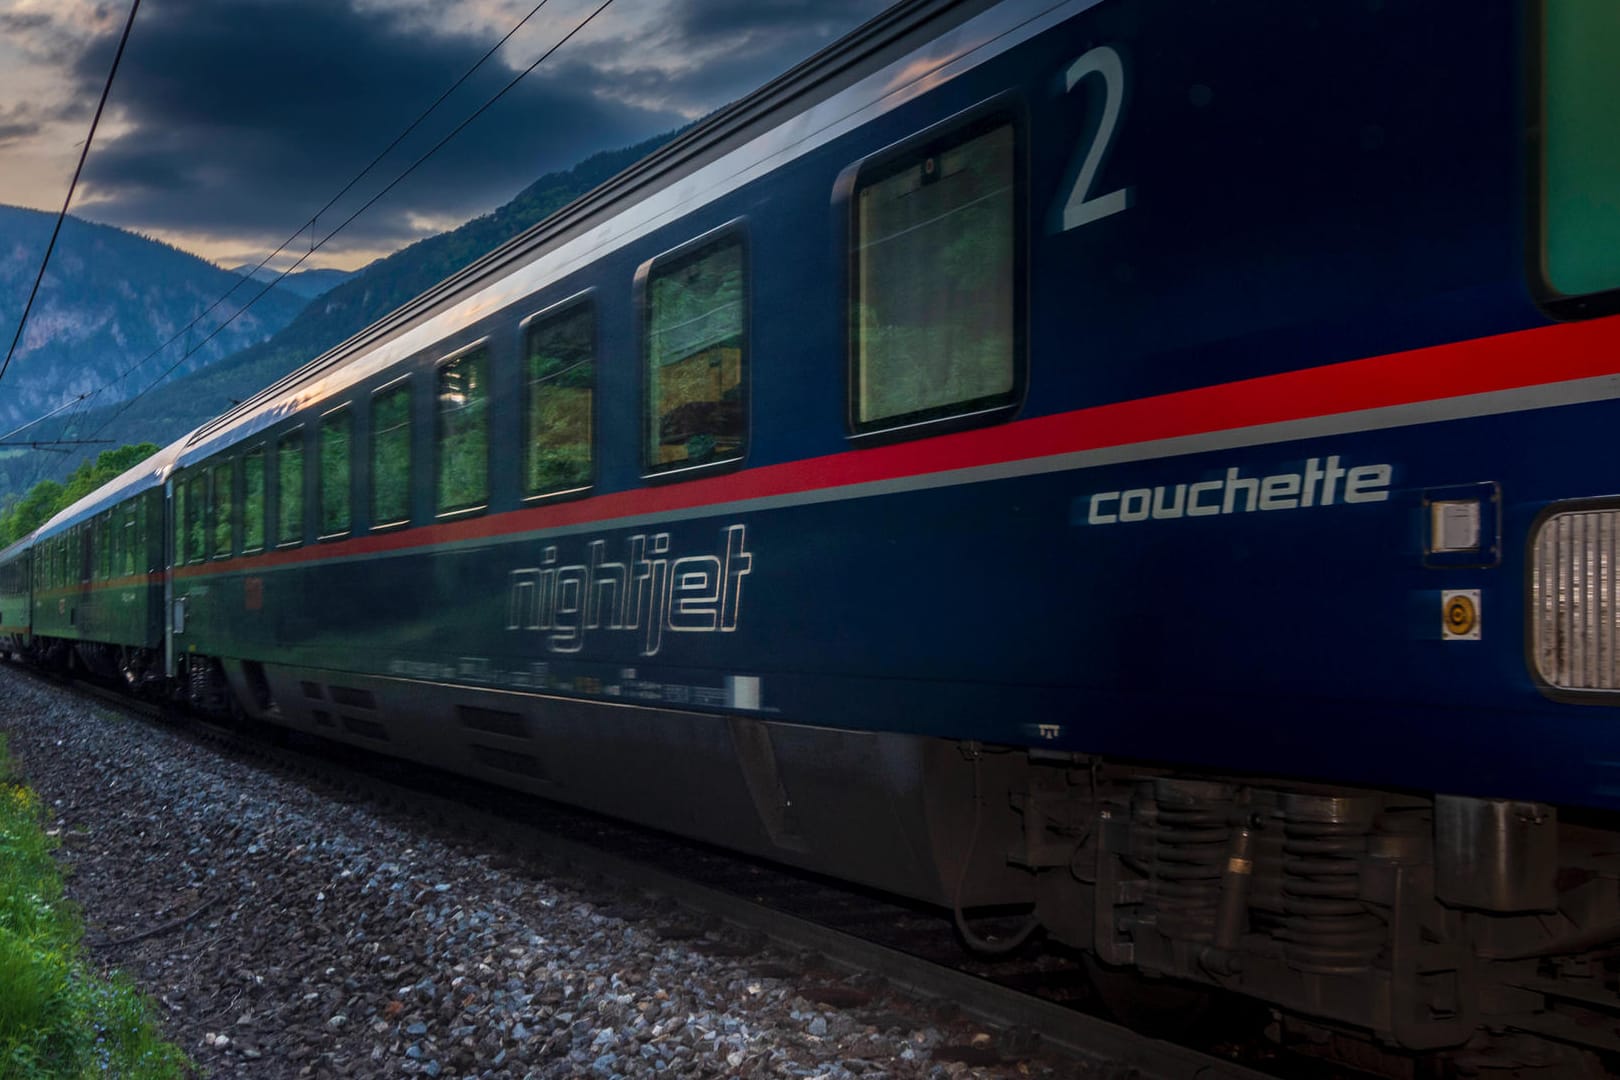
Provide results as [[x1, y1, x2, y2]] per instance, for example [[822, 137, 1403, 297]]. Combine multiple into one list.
[[671, 0, 887, 39], [58, 0, 890, 265], [0, 11, 54, 34], [0, 105, 44, 148]]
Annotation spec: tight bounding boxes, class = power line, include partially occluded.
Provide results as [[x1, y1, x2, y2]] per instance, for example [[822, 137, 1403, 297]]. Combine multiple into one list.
[[15, 0, 567, 453], [0, 0, 142, 388], [85, 0, 566, 413], [0, 441, 113, 451], [84, 0, 617, 444]]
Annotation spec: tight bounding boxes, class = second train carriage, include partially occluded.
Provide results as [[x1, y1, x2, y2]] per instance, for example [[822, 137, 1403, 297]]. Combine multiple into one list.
[[0, 537, 32, 658], [16, 0, 1620, 1071], [24, 444, 177, 683]]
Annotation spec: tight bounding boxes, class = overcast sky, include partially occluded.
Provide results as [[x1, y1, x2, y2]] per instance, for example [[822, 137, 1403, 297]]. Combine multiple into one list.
[[0, 0, 890, 271]]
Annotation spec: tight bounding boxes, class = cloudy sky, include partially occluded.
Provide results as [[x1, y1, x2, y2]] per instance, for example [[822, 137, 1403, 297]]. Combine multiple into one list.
[[0, 0, 890, 271]]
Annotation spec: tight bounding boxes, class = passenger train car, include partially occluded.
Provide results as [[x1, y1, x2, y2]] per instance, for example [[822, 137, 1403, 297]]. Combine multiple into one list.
[[7, 0, 1620, 1072]]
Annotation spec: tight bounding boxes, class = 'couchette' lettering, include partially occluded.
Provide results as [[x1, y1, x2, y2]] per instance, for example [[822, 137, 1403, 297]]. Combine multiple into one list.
[[1081, 456, 1392, 526]]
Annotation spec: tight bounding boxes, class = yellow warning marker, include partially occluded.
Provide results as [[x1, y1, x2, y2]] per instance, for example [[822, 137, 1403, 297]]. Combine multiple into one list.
[[1442, 589, 1480, 641]]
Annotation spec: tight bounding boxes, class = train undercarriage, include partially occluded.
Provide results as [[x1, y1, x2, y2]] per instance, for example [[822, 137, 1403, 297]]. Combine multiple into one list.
[[20, 633, 1620, 1076], [1012, 756, 1620, 1077]]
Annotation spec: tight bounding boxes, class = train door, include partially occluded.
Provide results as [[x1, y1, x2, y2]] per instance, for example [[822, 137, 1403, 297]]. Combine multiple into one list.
[[164, 475, 179, 677]]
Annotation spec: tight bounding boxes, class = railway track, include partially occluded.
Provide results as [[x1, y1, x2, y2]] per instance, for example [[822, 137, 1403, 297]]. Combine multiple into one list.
[[25, 664, 1341, 1080]]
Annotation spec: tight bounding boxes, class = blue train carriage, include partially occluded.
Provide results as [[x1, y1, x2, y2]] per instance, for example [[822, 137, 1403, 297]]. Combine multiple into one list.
[[0, 535, 33, 659], [153, 0, 1620, 1071], [28, 443, 178, 685]]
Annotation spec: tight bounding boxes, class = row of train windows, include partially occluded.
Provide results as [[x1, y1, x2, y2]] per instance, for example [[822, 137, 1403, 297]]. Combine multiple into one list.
[[169, 115, 1016, 562], [33, 493, 155, 589]]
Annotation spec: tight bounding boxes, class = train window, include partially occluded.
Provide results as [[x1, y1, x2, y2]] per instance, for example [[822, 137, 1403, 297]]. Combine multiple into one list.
[[277, 429, 304, 547], [185, 472, 206, 565], [643, 232, 746, 474], [523, 300, 593, 497], [210, 459, 234, 559], [848, 117, 1021, 433], [243, 446, 265, 553], [371, 381, 412, 528], [436, 346, 489, 514], [105, 513, 117, 580], [1540, 0, 1620, 302], [319, 407, 353, 539], [123, 502, 138, 576], [172, 484, 184, 566]]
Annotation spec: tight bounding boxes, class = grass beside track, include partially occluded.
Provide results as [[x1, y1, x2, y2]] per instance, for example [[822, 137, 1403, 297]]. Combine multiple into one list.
[[0, 733, 190, 1079]]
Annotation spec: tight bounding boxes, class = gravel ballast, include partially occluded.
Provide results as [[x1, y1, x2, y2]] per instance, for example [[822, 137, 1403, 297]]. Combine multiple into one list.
[[0, 667, 1070, 1079]]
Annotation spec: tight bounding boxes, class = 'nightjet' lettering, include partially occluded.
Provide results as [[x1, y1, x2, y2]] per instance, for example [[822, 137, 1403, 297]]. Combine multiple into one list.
[[1082, 456, 1392, 526], [507, 524, 752, 656]]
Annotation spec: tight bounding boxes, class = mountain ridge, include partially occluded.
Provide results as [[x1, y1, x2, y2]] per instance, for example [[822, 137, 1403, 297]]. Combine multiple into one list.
[[0, 128, 678, 506]]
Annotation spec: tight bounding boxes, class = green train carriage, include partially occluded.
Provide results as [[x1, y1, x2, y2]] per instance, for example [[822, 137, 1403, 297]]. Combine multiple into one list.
[[0, 538, 32, 658], [28, 445, 177, 685]]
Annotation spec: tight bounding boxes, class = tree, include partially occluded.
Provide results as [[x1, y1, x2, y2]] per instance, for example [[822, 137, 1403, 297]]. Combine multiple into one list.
[[0, 442, 160, 547]]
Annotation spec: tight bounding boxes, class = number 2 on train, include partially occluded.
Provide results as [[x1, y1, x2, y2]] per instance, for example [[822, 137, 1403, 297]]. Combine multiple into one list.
[[1050, 44, 1132, 232]]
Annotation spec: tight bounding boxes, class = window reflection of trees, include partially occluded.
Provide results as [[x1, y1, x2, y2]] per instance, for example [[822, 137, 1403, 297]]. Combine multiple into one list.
[[647, 240, 745, 471], [855, 124, 1015, 427], [526, 308, 593, 495], [438, 351, 489, 512]]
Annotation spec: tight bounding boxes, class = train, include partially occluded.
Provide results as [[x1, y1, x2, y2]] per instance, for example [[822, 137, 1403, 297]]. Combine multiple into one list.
[[4, 0, 1620, 1073]]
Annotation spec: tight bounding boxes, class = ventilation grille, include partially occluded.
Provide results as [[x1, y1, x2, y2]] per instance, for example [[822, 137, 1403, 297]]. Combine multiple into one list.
[[457, 706, 527, 739], [1532, 507, 1620, 692]]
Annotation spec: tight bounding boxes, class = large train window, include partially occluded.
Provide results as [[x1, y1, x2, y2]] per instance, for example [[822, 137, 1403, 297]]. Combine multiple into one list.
[[210, 458, 234, 560], [523, 297, 594, 498], [243, 446, 265, 554], [845, 111, 1023, 435], [1538, 0, 1620, 313], [371, 380, 412, 529], [436, 344, 489, 515], [276, 428, 304, 547], [640, 226, 747, 476], [318, 406, 353, 539]]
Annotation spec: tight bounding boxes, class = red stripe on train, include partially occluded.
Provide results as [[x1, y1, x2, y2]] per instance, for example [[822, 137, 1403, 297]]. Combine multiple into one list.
[[171, 315, 1620, 579]]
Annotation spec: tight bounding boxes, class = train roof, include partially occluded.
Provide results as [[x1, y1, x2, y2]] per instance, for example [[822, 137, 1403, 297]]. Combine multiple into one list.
[[0, 533, 34, 565], [32, 436, 190, 543], [173, 0, 1012, 468]]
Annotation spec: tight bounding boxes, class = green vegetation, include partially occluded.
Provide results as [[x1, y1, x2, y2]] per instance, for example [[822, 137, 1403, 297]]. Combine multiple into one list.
[[19, 131, 684, 506], [524, 305, 593, 494], [318, 409, 352, 537], [0, 734, 190, 1077], [647, 239, 745, 469], [276, 433, 303, 545], [0, 444, 160, 549], [371, 386, 412, 526], [436, 350, 490, 512], [853, 123, 1015, 425]]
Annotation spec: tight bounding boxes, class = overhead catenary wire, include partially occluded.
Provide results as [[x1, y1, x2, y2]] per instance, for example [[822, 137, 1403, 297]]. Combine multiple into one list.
[[0, 0, 142, 390], [12, 0, 594, 459], [74, 0, 566, 419], [79, 0, 617, 448]]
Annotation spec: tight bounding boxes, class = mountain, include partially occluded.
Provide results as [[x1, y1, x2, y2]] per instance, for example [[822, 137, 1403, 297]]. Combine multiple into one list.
[[228, 265, 355, 300], [41, 130, 678, 477], [0, 206, 312, 509]]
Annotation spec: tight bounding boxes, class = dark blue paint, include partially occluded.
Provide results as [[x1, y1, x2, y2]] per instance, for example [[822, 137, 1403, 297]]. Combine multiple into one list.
[[174, 2, 1620, 813]]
